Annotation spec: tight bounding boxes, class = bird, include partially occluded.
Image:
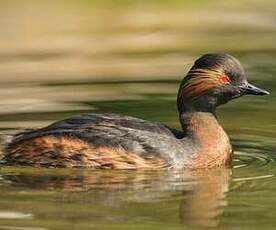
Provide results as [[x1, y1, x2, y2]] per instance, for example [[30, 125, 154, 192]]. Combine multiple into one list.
[[3, 53, 269, 169]]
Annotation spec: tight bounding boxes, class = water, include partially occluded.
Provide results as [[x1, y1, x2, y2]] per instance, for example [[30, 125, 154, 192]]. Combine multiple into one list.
[[0, 0, 276, 229]]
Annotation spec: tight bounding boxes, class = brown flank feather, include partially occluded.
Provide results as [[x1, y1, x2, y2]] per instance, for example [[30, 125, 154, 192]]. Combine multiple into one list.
[[5, 136, 168, 169]]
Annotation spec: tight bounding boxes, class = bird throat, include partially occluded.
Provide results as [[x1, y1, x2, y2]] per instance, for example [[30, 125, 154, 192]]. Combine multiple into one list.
[[179, 112, 232, 168]]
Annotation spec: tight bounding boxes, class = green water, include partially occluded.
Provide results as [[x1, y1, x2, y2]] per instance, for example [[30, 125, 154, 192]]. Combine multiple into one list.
[[0, 0, 275, 229]]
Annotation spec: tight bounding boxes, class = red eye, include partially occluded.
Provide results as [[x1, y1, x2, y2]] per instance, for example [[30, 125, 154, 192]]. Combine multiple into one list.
[[219, 75, 231, 84]]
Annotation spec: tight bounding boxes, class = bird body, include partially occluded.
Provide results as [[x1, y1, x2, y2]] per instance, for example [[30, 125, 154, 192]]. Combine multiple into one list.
[[3, 53, 269, 169]]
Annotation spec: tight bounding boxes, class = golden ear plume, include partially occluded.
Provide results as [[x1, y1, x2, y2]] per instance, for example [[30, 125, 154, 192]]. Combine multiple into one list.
[[179, 68, 224, 101]]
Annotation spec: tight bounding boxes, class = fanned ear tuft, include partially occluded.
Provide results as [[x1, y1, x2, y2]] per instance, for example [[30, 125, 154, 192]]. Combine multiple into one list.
[[178, 68, 223, 101]]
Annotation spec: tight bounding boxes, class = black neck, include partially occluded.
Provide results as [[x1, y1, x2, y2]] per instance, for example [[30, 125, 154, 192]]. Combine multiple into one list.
[[177, 92, 217, 115], [179, 111, 218, 135]]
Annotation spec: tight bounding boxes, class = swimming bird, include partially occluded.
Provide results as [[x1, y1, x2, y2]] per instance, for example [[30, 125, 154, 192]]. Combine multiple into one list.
[[3, 53, 269, 169]]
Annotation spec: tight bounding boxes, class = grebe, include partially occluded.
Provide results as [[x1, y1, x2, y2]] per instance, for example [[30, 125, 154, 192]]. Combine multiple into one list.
[[3, 53, 269, 169]]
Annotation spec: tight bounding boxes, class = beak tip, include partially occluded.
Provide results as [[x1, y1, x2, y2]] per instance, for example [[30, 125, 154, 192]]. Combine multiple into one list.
[[260, 89, 270, 96]]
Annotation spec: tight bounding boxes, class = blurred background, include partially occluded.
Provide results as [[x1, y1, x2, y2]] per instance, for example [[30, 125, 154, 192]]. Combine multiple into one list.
[[0, 1, 275, 230], [0, 0, 275, 129]]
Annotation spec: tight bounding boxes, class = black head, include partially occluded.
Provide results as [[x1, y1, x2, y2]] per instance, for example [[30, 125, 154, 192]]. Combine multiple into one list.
[[177, 53, 269, 113]]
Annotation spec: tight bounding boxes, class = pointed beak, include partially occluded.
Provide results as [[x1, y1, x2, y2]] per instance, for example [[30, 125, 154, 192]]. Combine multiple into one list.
[[238, 82, 270, 96]]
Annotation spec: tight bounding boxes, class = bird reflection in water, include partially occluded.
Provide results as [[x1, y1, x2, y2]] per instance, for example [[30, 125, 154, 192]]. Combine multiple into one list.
[[179, 169, 230, 227], [1, 168, 230, 228]]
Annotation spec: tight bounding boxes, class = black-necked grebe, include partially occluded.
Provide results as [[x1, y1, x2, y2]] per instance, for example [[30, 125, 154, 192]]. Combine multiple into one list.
[[3, 53, 269, 169]]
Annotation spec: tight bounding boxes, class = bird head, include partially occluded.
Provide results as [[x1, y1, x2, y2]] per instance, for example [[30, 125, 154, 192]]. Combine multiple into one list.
[[177, 53, 269, 113]]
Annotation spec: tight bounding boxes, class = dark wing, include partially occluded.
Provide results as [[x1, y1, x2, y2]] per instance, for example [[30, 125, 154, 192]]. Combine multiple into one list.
[[9, 113, 184, 162]]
